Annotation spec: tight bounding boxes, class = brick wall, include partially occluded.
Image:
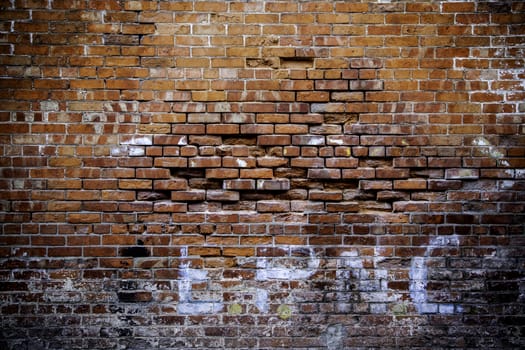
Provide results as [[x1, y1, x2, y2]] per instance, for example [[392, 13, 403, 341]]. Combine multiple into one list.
[[1, 1, 524, 349]]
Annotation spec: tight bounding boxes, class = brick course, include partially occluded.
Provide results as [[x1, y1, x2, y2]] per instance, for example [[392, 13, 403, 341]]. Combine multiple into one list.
[[1, 1, 524, 349]]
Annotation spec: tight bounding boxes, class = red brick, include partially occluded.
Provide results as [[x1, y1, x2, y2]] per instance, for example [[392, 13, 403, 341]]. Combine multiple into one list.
[[206, 169, 239, 179], [171, 190, 206, 202], [315, 80, 348, 90], [189, 157, 221, 168], [256, 179, 290, 191], [240, 169, 273, 179], [2, 1, 523, 344], [153, 201, 187, 213], [206, 124, 239, 134], [307, 169, 341, 179], [257, 135, 291, 146], [119, 180, 152, 190], [393, 179, 427, 190], [325, 158, 358, 168], [136, 168, 170, 179], [360, 180, 392, 191], [206, 190, 239, 202], [223, 179, 256, 190], [154, 158, 187, 168]]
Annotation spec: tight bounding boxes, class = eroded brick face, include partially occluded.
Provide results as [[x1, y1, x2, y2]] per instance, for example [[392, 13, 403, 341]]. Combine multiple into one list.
[[1, 1, 524, 349]]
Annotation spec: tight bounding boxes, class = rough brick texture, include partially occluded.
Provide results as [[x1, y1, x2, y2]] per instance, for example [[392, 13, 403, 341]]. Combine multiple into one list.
[[1, 1, 525, 349]]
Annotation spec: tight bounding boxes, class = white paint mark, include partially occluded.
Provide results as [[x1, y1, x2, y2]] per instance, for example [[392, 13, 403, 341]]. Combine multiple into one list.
[[214, 103, 231, 113], [409, 235, 463, 314], [176, 247, 223, 315], [500, 180, 515, 190], [63, 278, 73, 291], [472, 137, 490, 147], [255, 247, 320, 281], [13, 179, 24, 189], [328, 137, 344, 145], [255, 288, 269, 313], [323, 324, 345, 350], [236, 159, 247, 168], [472, 137, 508, 167], [40, 101, 59, 112], [128, 146, 145, 156], [307, 137, 324, 146], [118, 102, 128, 112], [94, 124, 104, 134], [220, 69, 238, 79], [121, 136, 152, 146]]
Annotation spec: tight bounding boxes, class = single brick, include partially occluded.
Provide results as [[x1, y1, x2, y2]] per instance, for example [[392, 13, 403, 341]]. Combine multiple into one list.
[[224, 179, 256, 190], [325, 157, 359, 168], [189, 157, 222, 168], [171, 190, 206, 201], [207, 190, 240, 202], [315, 80, 348, 90], [393, 179, 427, 190], [257, 200, 291, 212], [154, 158, 188, 168], [292, 135, 325, 146], [350, 58, 383, 68], [206, 168, 239, 179], [350, 80, 384, 90], [257, 179, 290, 191], [258, 135, 291, 145], [445, 168, 479, 180], [240, 169, 273, 179], [360, 180, 392, 191], [308, 169, 341, 179]]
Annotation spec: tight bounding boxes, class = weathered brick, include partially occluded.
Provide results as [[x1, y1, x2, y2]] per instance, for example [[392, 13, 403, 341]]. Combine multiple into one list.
[[257, 179, 290, 191], [224, 179, 256, 190], [206, 168, 239, 179], [257, 200, 290, 212], [257, 135, 291, 146], [2, 2, 523, 348], [445, 169, 479, 180], [292, 135, 325, 146], [325, 157, 358, 168], [206, 190, 239, 202], [360, 180, 392, 191], [393, 179, 427, 190], [189, 157, 221, 168], [240, 169, 273, 179], [154, 157, 187, 168], [171, 190, 206, 201], [307, 169, 341, 179]]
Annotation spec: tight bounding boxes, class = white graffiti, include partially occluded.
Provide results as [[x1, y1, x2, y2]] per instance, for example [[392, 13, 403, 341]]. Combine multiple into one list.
[[409, 235, 463, 314], [253, 246, 320, 313], [173, 238, 467, 316]]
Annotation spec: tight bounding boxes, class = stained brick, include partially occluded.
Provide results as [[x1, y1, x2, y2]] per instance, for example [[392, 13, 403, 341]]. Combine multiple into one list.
[[257, 135, 291, 146], [257, 179, 290, 191], [360, 180, 392, 191], [171, 190, 206, 201], [206, 190, 239, 202], [307, 169, 341, 179], [224, 179, 256, 190]]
